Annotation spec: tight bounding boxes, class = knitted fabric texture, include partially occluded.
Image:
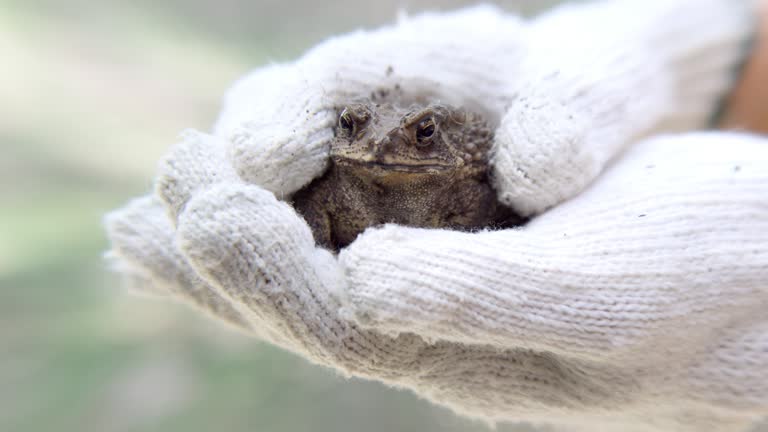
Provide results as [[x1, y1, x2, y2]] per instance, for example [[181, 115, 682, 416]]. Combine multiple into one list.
[[105, 1, 767, 431]]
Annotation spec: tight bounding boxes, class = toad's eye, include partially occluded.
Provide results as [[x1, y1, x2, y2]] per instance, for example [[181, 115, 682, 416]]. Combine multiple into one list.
[[338, 109, 355, 135], [416, 117, 436, 146]]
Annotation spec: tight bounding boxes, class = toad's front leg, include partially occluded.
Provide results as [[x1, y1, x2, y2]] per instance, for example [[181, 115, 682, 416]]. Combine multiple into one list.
[[291, 182, 334, 250]]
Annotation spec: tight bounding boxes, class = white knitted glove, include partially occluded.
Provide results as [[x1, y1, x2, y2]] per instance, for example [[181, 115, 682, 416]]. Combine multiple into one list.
[[107, 131, 768, 432], [104, 1, 767, 431], [213, 0, 756, 215]]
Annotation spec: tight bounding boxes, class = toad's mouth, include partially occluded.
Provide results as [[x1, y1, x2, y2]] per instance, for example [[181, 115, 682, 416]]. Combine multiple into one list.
[[332, 157, 455, 172]]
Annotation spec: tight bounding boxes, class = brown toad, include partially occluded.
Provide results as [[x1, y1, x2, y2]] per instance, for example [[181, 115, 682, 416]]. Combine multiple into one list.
[[292, 102, 521, 250]]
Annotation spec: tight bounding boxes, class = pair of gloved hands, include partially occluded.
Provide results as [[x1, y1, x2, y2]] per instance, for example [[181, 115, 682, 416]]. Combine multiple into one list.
[[106, 1, 768, 431]]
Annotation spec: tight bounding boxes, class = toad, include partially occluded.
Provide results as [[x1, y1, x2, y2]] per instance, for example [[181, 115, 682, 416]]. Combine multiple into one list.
[[292, 101, 521, 250]]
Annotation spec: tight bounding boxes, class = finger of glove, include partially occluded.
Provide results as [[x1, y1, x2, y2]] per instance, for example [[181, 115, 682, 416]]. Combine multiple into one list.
[[495, 0, 756, 216], [176, 183, 348, 357], [216, 64, 337, 196], [103, 194, 253, 331], [155, 130, 239, 224], [492, 44, 669, 217], [341, 132, 768, 360]]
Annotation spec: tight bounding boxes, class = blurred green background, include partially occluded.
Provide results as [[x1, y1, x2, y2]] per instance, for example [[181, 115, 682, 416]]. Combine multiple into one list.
[[5, 1, 765, 432], [1, 1, 560, 432]]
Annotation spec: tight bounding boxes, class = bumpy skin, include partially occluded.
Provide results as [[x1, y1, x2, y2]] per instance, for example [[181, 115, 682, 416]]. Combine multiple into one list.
[[292, 102, 521, 250]]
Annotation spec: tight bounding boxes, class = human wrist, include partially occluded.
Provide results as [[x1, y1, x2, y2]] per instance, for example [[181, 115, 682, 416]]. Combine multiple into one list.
[[720, 0, 768, 133]]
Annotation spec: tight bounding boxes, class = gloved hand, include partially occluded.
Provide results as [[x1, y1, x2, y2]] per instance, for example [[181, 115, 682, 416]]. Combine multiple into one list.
[[105, 1, 767, 431], [107, 131, 768, 432]]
